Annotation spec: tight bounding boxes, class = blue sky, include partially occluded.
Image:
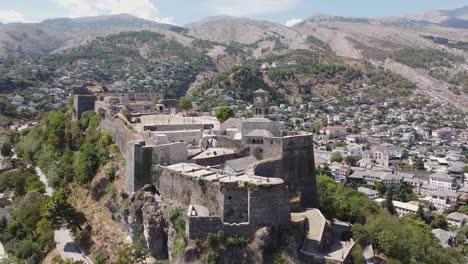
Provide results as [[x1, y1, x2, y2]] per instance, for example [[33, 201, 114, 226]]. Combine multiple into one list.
[[0, 0, 467, 25]]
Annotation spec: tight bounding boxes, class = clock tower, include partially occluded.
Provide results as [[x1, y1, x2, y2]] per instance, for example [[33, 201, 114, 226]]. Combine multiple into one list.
[[253, 89, 269, 117]]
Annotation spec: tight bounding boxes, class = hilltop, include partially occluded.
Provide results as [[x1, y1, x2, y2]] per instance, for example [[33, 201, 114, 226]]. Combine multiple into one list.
[[0, 14, 183, 59]]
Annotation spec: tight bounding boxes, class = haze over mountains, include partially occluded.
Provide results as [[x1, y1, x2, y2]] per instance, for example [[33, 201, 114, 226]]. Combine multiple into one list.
[[1, 5, 467, 109]]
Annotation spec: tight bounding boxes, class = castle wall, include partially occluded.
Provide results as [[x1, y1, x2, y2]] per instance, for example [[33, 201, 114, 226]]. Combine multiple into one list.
[[248, 183, 290, 227], [222, 182, 249, 223], [187, 216, 224, 239], [281, 134, 318, 208], [125, 141, 148, 193], [150, 142, 188, 165], [101, 115, 142, 155], [241, 120, 281, 137], [157, 169, 225, 215], [194, 153, 238, 167], [95, 92, 164, 102], [216, 136, 242, 149], [73, 95, 96, 120], [143, 124, 208, 132], [253, 134, 319, 208], [150, 130, 203, 145]]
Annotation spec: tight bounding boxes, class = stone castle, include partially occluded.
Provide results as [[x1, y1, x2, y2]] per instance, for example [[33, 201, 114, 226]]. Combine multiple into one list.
[[72, 90, 353, 262]]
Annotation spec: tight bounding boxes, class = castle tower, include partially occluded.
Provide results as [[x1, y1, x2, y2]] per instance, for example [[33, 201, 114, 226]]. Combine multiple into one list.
[[253, 89, 269, 117]]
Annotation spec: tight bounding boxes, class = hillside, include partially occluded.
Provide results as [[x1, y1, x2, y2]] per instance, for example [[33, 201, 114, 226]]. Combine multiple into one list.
[[191, 50, 417, 112], [293, 13, 468, 110], [0, 14, 183, 59], [185, 15, 328, 59], [0, 31, 215, 99]]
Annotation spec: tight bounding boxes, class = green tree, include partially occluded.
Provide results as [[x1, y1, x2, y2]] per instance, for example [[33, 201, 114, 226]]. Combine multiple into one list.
[[413, 157, 425, 170], [0, 141, 12, 158], [179, 96, 192, 111], [330, 152, 343, 163], [44, 188, 85, 231], [375, 181, 387, 196], [385, 185, 396, 215], [114, 244, 148, 264], [215, 106, 235, 123], [430, 213, 448, 229], [346, 156, 358, 166], [74, 143, 99, 185], [351, 244, 365, 264]]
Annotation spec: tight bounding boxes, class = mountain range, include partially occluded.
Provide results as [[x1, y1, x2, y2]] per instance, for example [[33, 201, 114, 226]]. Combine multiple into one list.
[[1, 5, 467, 109]]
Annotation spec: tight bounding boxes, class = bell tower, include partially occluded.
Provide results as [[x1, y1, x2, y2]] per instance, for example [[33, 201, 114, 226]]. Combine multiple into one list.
[[253, 89, 269, 117]]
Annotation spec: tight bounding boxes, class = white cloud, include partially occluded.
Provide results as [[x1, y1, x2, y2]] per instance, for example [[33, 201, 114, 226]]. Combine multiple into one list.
[[209, 0, 301, 16], [285, 18, 302, 27], [0, 10, 26, 23], [56, 0, 175, 24]]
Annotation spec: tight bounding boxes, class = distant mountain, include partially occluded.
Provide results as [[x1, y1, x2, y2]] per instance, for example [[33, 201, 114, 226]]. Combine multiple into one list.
[[405, 5, 468, 24], [41, 13, 184, 32], [295, 14, 371, 25], [439, 18, 468, 29], [186, 15, 305, 45], [292, 6, 468, 110], [0, 14, 185, 59]]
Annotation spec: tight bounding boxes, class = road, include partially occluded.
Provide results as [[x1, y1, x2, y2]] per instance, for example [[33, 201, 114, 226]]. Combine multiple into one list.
[[35, 167, 93, 264]]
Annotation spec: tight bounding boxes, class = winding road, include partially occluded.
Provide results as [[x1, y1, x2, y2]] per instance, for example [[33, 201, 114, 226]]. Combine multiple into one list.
[[35, 167, 93, 264]]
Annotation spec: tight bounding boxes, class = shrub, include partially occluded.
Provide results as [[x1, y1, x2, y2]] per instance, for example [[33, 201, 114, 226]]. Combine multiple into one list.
[[105, 165, 117, 181], [203, 250, 220, 264], [75, 227, 92, 252]]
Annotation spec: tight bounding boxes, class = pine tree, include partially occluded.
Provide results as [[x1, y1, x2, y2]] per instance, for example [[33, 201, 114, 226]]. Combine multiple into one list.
[[385, 185, 396, 215], [44, 188, 85, 231]]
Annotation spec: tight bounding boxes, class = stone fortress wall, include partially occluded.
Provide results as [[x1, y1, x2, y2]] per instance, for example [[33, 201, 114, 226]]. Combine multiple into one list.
[[95, 92, 164, 102], [73, 95, 96, 120], [157, 164, 290, 239]]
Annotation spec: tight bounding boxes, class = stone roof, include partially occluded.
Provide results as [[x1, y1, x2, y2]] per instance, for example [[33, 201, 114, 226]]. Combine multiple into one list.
[[357, 187, 379, 196], [245, 129, 274, 138], [431, 229, 456, 248], [192, 148, 236, 159], [381, 173, 403, 181], [392, 201, 418, 211], [430, 172, 453, 180], [224, 156, 258, 173], [244, 117, 272, 123], [447, 212, 468, 221], [431, 189, 459, 198]]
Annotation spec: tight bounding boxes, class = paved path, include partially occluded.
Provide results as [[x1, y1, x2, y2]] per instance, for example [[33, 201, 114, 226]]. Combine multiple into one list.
[[0, 242, 7, 260], [36, 167, 92, 264]]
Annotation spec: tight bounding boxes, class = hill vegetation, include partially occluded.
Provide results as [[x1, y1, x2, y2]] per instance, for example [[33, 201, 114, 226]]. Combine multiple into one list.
[[43, 31, 214, 97], [192, 50, 416, 109], [391, 48, 465, 69]]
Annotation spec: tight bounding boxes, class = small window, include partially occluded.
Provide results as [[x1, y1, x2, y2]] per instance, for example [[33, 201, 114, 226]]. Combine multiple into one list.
[[228, 196, 232, 200]]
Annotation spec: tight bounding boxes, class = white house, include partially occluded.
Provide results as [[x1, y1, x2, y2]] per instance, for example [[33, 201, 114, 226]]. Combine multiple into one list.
[[358, 187, 380, 200], [393, 201, 419, 217], [430, 189, 459, 209], [429, 172, 457, 190], [446, 212, 468, 227]]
